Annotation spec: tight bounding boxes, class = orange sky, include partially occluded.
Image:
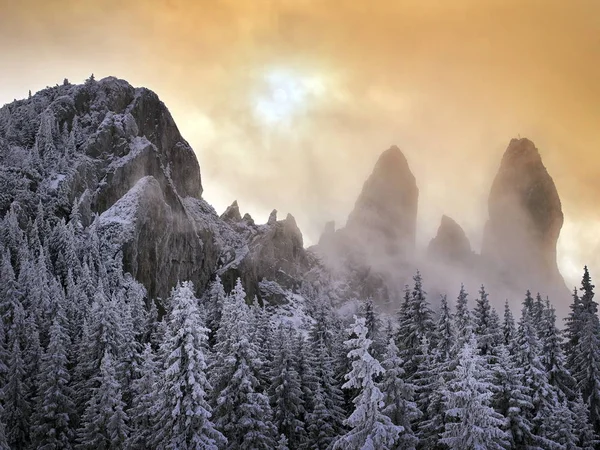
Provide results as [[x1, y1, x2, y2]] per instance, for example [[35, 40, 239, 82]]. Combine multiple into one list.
[[1, 0, 599, 287]]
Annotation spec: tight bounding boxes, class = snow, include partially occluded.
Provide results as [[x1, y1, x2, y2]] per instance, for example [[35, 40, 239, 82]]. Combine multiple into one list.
[[48, 174, 66, 190]]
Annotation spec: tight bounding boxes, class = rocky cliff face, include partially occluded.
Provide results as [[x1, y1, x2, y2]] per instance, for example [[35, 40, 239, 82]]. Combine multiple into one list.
[[0, 77, 311, 303], [482, 138, 566, 293], [345, 145, 419, 260], [428, 215, 473, 265]]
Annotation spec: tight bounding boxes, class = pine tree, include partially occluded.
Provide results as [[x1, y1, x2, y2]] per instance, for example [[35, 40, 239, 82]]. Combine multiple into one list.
[[204, 275, 226, 339], [473, 285, 495, 356], [515, 295, 560, 448], [76, 351, 129, 449], [432, 295, 455, 365], [571, 393, 598, 450], [2, 311, 31, 450], [305, 385, 336, 450], [396, 272, 434, 380], [307, 303, 346, 441], [211, 278, 278, 449], [490, 344, 536, 450], [569, 267, 600, 430], [440, 335, 509, 450], [31, 315, 75, 450], [360, 298, 385, 359], [268, 324, 306, 449], [154, 281, 225, 450], [73, 281, 125, 417], [538, 299, 577, 402], [454, 284, 472, 347], [332, 317, 402, 450], [128, 344, 159, 450], [503, 300, 516, 351], [379, 338, 420, 450]]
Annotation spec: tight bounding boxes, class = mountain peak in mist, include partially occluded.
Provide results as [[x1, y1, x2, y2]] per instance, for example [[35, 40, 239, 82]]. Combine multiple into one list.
[[428, 215, 473, 264], [345, 145, 419, 258], [482, 137, 566, 294]]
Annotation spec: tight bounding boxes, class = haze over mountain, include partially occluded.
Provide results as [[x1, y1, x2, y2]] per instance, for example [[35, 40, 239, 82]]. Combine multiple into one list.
[[1, 0, 600, 290], [0, 77, 571, 317]]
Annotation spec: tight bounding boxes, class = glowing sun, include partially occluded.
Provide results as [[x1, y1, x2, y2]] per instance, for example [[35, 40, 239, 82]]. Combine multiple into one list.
[[253, 69, 325, 125]]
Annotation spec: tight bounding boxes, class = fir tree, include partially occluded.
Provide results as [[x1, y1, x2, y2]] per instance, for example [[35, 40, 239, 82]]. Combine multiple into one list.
[[211, 278, 278, 449], [440, 335, 509, 450], [490, 344, 536, 450], [76, 351, 129, 450], [269, 324, 306, 449], [154, 281, 225, 450], [503, 300, 516, 351], [128, 344, 159, 450], [473, 285, 495, 356], [379, 338, 420, 450], [396, 272, 434, 380], [333, 317, 402, 450], [569, 267, 600, 430], [454, 284, 472, 347], [31, 315, 75, 450]]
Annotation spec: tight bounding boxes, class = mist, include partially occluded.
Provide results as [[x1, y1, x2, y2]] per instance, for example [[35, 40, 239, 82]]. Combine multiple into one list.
[[1, 0, 599, 291]]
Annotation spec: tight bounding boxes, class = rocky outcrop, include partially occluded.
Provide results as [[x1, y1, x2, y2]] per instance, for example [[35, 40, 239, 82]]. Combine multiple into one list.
[[428, 215, 473, 265], [345, 146, 419, 259], [481, 138, 566, 293], [220, 200, 242, 223], [218, 212, 311, 303]]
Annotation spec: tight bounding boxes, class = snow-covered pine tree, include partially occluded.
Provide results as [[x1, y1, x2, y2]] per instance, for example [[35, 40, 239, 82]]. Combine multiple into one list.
[[203, 275, 226, 340], [454, 284, 472, 348], [305, 384, 336, 450], [2, 302, 31, 449], [490, 344, 537, 449], [473, 285, 495, 356], [564, 287, 583, 367], [360, 297, 385, 359], [73, 280, 125, 418], [396, 272, 434, 380], [440, 335, 509, 450], [569, 267, 600, 431], [211, 278, 278, 449], [307, 301, 346, 441], [503, 300, 516, 351], [153, 281, 225, 450], [76, 350, 129, 450], [571, 393, 599, 450], [31, 313, 75, 450], [269, 324, 306, 449], [379, 338, 420, 450], [515, 294, 561, 448], [432, 295, 455, 366], [538, 298, 577, 402], [332, 316, 402, 450], [128, 344, 159, 450]]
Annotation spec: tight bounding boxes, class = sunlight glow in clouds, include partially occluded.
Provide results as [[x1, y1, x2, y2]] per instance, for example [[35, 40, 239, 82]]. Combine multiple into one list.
[[253, 69, 326, 125]]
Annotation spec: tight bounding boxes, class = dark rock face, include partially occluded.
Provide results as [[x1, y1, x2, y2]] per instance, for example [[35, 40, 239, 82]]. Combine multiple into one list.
[[219, 213, 311, 303], [220, 200, 242, 223], [345, 146, 419, 260], [482, 138, 566, 293], [428, 215, 473, 265]]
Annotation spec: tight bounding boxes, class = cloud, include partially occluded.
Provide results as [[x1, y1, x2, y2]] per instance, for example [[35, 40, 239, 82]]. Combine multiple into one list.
[[1, 0, 599, 290]]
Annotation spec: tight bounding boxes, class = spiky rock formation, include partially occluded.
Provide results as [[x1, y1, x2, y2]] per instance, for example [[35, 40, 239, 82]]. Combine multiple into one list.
[[428, 215, 473, 265], [345, 146, 419, 260], [482, 138, 566, 295]]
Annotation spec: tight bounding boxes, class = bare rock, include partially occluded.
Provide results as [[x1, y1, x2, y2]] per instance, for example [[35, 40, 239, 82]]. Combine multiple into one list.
[[428, 215, 473, 264], [345, 145, 419, 259], [220, 200, 242, 223], [482, 138, 566, 293]]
